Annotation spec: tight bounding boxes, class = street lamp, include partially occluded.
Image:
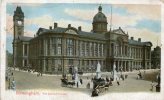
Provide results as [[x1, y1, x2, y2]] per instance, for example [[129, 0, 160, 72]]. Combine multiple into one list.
[[91, 65, 94, 77]]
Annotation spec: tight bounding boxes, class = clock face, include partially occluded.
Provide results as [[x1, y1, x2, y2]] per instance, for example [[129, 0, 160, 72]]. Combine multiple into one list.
[[17, 21, 22, 25]]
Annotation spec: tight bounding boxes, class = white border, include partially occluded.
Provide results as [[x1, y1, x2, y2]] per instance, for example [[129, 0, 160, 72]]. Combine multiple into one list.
[[1, 0, 164, 100]]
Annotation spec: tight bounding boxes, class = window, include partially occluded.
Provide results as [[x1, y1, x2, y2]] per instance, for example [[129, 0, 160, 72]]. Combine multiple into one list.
[[58, 46, 61, 55], [57, 38, 62, 55], [90, 42, 94, 57], [47, 39, 50, 55], [57, 60, 62, 71], [24, 59, 27, 66], [67, 39, 74, 56], [82, 41, 85, 56], [52, 38, 56, 55], [86, 42, 89, 56], [99, 44, 101, 56], [68, 59, 73, 65], [24, 44, 27, 56], [40, 40, 44, 55]]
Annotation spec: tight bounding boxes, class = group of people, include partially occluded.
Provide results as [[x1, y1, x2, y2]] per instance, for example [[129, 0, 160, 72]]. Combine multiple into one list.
[[6, 71, 16, 90], [137, 71, 143, 79]]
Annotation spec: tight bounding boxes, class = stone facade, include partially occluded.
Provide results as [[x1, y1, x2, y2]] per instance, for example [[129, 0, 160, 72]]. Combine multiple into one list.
[[13, 6, 152, 74], [151, 46, 161, 69]]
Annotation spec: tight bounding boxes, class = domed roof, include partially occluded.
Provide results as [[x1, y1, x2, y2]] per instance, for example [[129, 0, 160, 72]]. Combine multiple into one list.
[[93, 6, 107, 23]]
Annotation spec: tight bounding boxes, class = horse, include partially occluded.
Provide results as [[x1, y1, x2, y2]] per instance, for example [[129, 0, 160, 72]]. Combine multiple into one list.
[[67, 81, 75, 87], [61, 79, 68, 87]]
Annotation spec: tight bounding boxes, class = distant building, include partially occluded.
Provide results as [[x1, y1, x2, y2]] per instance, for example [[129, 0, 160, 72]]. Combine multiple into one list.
[[151, 46, 161, 69], [13, 6, 152, 74]]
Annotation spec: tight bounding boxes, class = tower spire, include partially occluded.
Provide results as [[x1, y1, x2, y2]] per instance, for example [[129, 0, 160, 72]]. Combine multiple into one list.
[[98, 4, 102, 12]]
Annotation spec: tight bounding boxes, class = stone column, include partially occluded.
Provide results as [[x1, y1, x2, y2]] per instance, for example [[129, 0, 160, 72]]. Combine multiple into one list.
[[125, 61, 127, 72], [128, 61, 130, 71], [120, 61, 123, 72], [102, 44, 104, 56], [62, 37, 66, 75], [131, 61, 133, 71]]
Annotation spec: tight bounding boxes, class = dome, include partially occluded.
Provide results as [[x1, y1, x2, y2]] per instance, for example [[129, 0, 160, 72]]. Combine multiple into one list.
[[93, 6, 107, 23]]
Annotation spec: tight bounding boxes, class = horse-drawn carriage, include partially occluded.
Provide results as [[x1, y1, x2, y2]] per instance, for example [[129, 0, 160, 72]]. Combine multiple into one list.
[[92, 78, 110, 93], [61, 78, 75, 87]]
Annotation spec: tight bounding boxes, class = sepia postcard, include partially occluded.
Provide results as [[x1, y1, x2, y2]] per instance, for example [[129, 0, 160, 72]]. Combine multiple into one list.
[[0, 0, 164, 100]]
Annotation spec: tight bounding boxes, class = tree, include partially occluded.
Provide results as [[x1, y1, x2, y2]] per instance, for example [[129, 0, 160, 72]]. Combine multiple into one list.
[[6, 50, 13, 67]]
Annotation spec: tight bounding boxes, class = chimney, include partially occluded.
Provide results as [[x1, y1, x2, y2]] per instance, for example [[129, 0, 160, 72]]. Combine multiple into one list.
[[78, 26, 81, 31], [49, 26, 52, 30], [131, 37, 134, 40], [54, 22, 57, 29], [138, 38, 141, 42], [68, 24, 71, 28]]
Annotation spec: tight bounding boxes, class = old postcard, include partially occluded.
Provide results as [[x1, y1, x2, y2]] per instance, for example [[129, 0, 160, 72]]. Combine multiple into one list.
[[0, 0, 163, 100]]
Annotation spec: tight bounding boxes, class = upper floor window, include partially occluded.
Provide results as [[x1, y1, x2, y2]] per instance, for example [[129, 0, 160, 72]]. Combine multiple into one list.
[[67, 39, 74, 56]]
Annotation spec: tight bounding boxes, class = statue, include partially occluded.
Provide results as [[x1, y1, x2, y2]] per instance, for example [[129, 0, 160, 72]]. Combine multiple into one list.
[[96, 62, 101, 79], [112, 62, 118, 81], [74, 67, 81, 86]]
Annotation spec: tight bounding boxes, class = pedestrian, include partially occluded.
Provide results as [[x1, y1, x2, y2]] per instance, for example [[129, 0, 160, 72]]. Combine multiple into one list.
[[87, 82, 90, 89], [106, 76, 109, 82], [109, 80, 113, 86], [80, 78, 83, 84], [77, 82, 79, 88], [11, 79, 16, 90], [125, 74, 128, 79], [117, 80, 120, 86], [150, 81, 155, 91]]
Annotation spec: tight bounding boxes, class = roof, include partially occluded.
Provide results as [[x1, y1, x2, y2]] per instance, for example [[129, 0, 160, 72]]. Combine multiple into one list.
[[18, 36, 33, 42], [93, 6, 107, 23], [36, 27, 106, 40], [36, 27, 67, 35], [128, 39, 152, 46], [112, 27, 127, 35], [14, 6, 24, 15], [78, 31, 106, 40]]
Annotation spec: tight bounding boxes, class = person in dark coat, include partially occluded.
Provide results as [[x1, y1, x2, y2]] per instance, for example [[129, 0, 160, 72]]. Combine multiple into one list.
[[80, 78, 83, 84], [77, 82, 79, 88], [117, 79, 120, 86], [106, 76, 109, 82]]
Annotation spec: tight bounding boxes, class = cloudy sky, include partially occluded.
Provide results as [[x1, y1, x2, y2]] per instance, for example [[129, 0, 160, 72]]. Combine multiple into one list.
[[6, 3, 161, 53]]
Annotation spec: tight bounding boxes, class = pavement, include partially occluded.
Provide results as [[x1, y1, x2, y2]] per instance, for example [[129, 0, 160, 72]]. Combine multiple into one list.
[[5, 69, 159, 96]]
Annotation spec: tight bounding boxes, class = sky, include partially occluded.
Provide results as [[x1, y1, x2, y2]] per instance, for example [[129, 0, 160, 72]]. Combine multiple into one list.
[[6, 3, 161, 53]]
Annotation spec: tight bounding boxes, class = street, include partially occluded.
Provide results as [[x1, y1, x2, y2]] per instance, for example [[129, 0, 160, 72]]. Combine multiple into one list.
[[6, 68, 160, 96]]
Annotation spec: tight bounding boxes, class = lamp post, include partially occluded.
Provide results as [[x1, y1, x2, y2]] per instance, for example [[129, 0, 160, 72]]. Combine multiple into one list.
[[91, 65, 94, 77]]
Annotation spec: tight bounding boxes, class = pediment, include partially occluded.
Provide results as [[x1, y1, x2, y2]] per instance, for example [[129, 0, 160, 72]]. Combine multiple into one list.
[[113, 28, 126, 35], [65, 28, 78, 35]]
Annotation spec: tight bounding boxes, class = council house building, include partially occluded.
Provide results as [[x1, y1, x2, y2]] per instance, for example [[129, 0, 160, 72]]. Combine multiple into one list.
[[13, 6, 152, 74]]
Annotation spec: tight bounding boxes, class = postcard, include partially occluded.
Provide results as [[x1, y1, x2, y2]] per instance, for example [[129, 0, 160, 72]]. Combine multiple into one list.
[[0, 0, 163, 100]]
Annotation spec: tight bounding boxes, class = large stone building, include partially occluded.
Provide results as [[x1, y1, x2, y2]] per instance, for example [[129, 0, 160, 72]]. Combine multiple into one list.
[[151, 46, 161, 69], [13, 6, 152, 74]]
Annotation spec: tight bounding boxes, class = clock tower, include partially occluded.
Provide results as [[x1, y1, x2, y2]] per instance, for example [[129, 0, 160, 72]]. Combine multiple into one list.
[[13, 6, 24, 39], [13, 6, 24, 67]]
